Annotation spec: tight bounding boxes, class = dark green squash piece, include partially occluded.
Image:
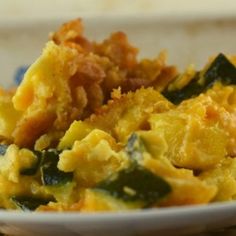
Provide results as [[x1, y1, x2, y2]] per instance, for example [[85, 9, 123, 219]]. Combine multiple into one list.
[[204, 53, 236, 86], [0, 144, 8, 155], [162, 72, 202, 104], [96, 133, 172, 206], [40, 149, 73, 186], [11, 196, 52, 211], [162, 53, 236, 104], [20, 149, 73, 184], [95, 165, 171, 206]]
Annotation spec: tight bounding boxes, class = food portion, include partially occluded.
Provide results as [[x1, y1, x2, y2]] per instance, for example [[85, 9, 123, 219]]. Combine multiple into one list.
[[0, 18, 236, 212]]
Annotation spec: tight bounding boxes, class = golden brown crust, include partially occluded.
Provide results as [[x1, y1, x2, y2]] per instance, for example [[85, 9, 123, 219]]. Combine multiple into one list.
[[9, 19, 177, 147], [94, 31, 138, 70], [51, 18, 93, 52], [86, 88, 173, 142], [13, 110, 56, 147]]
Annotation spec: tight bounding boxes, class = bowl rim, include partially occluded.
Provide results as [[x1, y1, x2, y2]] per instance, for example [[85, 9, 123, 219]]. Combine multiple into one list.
[[0, 201, 235, 223]]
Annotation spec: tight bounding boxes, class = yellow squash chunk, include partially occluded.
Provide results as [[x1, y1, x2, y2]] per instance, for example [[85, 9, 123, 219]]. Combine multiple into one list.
[[149, 96, 227, 170], [0, 145, 48, 209], [0, 93, 22, 141], [200, 158, 236, 201], [87, 87, 173, 143], [142, 155, 217, 206], [58, 129, 127, 187], [80, 189, 140, 212], [0, 144, 36, 183], [12, 41, 80, 147], [58, 120, 93, 150], [206, 84, 236, 156]]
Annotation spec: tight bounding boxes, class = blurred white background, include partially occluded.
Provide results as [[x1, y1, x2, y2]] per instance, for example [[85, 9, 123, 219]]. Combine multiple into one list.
[[1, 0, 236, 18]]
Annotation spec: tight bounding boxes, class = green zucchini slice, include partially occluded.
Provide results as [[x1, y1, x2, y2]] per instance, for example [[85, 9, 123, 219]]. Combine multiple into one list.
[[162, 72, 201, 104], [11, 196, 52, 211], [163, 53, 236, 104], [20, 149, 73, 185], [95, 165, 171, 206], [40, 149, 73, 186], [204, 53, 236, 86]]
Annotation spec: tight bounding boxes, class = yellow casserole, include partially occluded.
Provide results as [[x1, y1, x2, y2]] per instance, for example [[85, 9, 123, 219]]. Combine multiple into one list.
[[0, 19, 235, 212]]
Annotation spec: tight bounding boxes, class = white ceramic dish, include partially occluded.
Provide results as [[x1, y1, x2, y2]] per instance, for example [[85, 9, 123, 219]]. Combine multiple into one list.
[[0, 202, 236, 236], [1, 14, 236, 235]]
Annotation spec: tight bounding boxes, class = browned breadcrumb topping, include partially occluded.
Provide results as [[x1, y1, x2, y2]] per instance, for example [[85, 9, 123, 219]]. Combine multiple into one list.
[[9, 19, 177, 147]]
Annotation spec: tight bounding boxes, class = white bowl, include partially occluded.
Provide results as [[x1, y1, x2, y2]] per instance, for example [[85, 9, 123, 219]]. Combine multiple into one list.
[[0, 202, 236, 236]]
